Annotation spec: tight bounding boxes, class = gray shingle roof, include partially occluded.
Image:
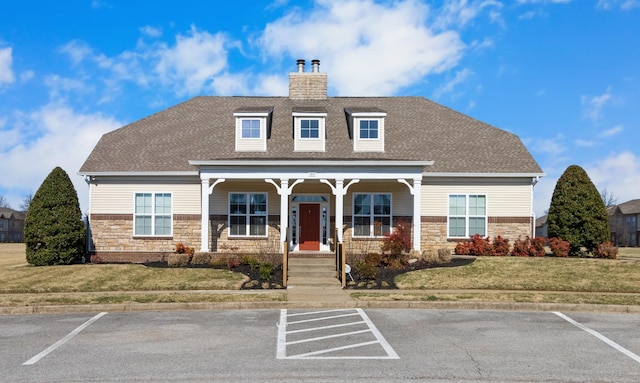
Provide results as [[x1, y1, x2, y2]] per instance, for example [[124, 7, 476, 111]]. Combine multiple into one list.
[[615, 199, 640, 215], [80, 96, 543, 175]]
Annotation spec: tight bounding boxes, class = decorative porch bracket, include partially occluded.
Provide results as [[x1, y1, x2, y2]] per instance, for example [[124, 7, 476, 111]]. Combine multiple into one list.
[[265, 178, 304, 251], [320, 178, 360, 243], [397, 178, 422, 252], [200, 178, 226, 252]]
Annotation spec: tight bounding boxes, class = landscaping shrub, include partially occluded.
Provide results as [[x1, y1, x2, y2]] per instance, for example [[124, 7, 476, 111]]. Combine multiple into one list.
[[549, 237, 570, 257], [239, 254, 260, 270], [491, 236, 510, 256], [437, 248, 452, 263], [455, 241, 471, 255], [529, 237, 546, 257], [168, 253, 190, 267], [468, 234, 492, 256], [594, 241, 618, 259], [511, 236, 530, 257], [548, 165, 609, 255], [354, 260, 377, 280], [259, 262, 274, 280], [191, 252, 211, 265], [381, 222, 411, 268], [174, 243, 195, 262], [365, 252, 382, 266], [24, 167, 86, 266], [226, 256, 240, 269]]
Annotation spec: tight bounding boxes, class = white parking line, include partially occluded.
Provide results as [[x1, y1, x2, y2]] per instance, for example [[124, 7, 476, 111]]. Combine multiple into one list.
[[553, 311, 640, 365], [23, 312, 108, 366], [277, 308, 399, 360]]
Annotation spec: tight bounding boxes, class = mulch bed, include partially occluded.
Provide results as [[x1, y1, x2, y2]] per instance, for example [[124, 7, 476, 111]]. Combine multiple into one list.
[[143, 257, 475, 290], [346, 257, 475, 289]]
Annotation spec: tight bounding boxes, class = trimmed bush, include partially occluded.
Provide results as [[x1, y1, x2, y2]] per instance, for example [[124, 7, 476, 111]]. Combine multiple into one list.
[[239, 254, 260, 269], [455, 241, 470, 255], [24, 167, 86, 266], [168, 253, 190, 267], [530, 237, 546, 257], [354, 260, 377, 280], [468, 234, 492, 256], [259, 262, 274, 280], [492, 236, 510, 256], [365, 252, 382, 266], [437, 248, 452, 263], [549, 237, 570, 257], [594, 241, 618, 259], [191, 252, 211, 265], [511, 236, 530, 257]]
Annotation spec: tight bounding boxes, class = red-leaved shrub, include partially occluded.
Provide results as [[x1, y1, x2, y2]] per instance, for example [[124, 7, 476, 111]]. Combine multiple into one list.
[[510, 236, 530, 257], [529, 237, 547, 257], [455, 241, 470, 255], [468, 234, 492, 256], [549, 237, 570, 257], [594, 241, 618, 259], [491, 236, 510, 256]]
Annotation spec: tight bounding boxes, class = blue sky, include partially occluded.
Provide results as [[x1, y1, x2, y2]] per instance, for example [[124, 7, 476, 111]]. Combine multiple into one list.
[[1, 0, 639, 217]]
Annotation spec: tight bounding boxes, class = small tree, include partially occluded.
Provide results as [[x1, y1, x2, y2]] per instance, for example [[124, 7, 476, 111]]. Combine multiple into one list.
[[24, 167, 86, 266], [547, 165, 609, 256]]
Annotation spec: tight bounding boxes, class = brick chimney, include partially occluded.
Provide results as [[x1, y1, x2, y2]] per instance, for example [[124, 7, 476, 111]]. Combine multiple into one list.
[[288, 59, 327, 100]]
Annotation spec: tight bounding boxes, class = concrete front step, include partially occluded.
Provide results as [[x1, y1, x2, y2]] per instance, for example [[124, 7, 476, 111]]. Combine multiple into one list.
[[287, 276, 341, 287], [287, 256, 341, 288]]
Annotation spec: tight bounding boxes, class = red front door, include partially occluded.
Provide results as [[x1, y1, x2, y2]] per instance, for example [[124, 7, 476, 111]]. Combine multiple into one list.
[[299, 203, 320, 251]]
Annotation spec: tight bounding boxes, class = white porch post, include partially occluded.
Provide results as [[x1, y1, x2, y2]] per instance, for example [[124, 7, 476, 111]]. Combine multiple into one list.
[[200, 179, 209, 252], [321, 178, 359, 243], [266, 178, 304, 251], [398, 178, 422, 252], [200, 178, 225, 252]]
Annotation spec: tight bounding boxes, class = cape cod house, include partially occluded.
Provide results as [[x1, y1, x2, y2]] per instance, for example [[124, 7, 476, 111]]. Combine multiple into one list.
[[79, 60, 544, 263]]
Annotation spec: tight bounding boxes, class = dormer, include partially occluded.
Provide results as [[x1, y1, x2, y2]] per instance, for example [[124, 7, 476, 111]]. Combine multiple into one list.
[[234, 107, 273, 152], [293, 107, 327, 152], [345, 108, 387, 152]]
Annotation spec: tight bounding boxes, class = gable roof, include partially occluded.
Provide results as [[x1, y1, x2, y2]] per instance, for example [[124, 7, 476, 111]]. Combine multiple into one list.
[[80, 96, 543, 175], [612, 199, 640, 215], [0, 208, 25, 220]]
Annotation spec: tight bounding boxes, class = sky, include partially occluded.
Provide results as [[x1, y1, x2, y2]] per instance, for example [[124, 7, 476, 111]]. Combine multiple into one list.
[[0, 0, 639, 218]]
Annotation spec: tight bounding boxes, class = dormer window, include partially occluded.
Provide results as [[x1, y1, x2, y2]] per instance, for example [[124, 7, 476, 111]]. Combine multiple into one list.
[[293, 107, 326, 152], [234, 107, 272, 152], [345, 108, 386, 152]]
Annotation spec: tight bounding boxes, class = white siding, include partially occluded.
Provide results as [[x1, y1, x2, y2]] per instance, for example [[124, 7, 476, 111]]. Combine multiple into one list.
[[91, 177, 201, 214], [421, 177, 533, 216]]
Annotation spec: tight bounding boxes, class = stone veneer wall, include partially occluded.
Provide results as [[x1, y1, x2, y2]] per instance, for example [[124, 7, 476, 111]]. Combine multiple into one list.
[[89, 214, 200, 263], [209, 215, 282, 254], [421, 216, 533, 252]]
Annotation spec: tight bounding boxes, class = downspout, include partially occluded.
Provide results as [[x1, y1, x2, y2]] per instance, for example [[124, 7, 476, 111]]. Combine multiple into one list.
[[83, 175, 93, 257], [531, 176, 540, 238]]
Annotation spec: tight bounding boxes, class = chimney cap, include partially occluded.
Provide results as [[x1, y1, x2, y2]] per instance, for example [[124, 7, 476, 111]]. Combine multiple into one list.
[[311, 59, 320, 72], [296, 59, 305, 73]]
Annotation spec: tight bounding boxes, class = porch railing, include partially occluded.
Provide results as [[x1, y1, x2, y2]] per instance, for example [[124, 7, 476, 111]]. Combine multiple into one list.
[[334, 229, 346, 288]]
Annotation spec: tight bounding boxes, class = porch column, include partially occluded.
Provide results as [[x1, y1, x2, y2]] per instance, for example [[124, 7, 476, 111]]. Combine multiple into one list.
[[200, 178, 225, 252], [266, 178, 304, 251], [398, 178, 422, 252], [321, 178, 359, 243], [200, 179, 209, 252]]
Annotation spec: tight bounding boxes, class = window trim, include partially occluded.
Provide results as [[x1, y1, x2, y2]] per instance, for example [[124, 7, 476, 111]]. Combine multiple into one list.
[[133, 192, 173, 237], [356, 118, 381, 140], [292, 112, 327, 152], [228, 192, 269, 238], [352, 193, 392, 238], [234, 111, 269, 152], [447, 194, 488, 238], [239, 118, 262, 139]]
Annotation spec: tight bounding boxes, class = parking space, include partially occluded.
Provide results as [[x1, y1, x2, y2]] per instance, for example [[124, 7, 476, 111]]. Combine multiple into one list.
[[277, 309, 399, 359], [1, 309, 639, 382]]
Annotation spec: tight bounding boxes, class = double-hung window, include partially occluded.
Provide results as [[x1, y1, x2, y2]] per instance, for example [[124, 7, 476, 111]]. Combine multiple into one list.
[[353, 193, 391, 237], [134, 192, 172, 236], [229, 193, 267, 237], [448, 194, 487, 238]]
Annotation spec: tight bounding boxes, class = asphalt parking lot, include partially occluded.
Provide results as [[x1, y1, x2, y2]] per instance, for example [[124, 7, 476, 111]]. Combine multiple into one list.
[[2, 309, 639, 382]]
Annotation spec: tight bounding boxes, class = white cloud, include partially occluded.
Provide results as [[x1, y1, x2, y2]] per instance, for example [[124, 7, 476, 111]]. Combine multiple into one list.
[[259, 0, 469, 96], [435, 0, 504, 29], [597, 0, 640, 9], [433, 68, 473, 99], [586, 151, 640, 204], [59, 40, 94, 66], [0, 47, 16, 86], [0, 103, 121, 212], [140, 25, 162, 38], [155, 25, 233, 96], [517, 0, 572, 4], [575, 139, 595, 147], [600, 124, 623, 137], [581, 87, 613, 121]]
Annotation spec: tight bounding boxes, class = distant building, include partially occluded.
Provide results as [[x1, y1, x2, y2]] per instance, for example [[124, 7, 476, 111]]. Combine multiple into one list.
[[609, 199, 640, 247], [535, 214, 547, 238], [0, 208, 25, 242]]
